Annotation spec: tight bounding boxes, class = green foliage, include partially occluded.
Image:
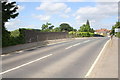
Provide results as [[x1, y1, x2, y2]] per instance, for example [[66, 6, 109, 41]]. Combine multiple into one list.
[[10, 29, 20, 37], [110, 22, 120, 38], [52, 27, 61, 32], [2, 1, 19, 47], [3, 28, 26, 47], [2, 1, 19, 23], [69, 31, 94, 37], [2, 27, 11, 47], [41, 22, 54, 32], [79, 20, 94, 33], [86, 20, 90, 26], [59, 23, 74, 32], [116, 32, 120, 38]]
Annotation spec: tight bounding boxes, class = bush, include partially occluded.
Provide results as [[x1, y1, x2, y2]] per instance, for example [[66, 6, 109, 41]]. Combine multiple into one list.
[[69, 31, 94, 37], [2, 28, 26, 47], [116, 32, 120, 38]]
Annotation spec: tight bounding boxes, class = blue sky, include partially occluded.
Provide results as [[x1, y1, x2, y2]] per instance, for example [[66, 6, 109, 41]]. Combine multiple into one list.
[[6, 2, 118, 31]]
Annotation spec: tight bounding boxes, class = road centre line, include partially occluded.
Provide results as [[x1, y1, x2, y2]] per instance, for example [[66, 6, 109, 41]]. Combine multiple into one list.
[[65, 40, 91, 50], [85, 39, 110, 78], [83, 40, 91, 43], [0, 54, 53, 75]]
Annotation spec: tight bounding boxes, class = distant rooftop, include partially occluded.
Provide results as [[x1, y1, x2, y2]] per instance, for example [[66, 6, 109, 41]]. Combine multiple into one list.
[[95, 28, 111, 32]]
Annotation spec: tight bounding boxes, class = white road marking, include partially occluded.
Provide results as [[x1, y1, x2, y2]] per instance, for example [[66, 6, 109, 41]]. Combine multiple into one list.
[[73, 43, 81, 46], [65, 46, 73, 49], [0, 54, 53, 75], [85, 39, 110, 78], [83, 40, 90, 43], [65, 40, 91, 50]]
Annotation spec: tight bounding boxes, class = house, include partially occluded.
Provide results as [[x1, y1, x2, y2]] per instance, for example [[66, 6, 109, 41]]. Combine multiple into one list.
[[95, 28, 111, 36]]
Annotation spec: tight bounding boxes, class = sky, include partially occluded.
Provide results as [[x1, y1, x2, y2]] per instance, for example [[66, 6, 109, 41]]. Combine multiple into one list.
[[5, 1, 119, 31]]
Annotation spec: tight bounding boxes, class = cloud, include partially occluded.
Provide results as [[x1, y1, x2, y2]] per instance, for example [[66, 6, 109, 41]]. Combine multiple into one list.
[[33, 15, 51, 21], [5, 19, 37, 31], [17, 5, 25, 12], [74, 3, 118, 29], [75, 3, 118, 22], [60, 14, 70, 18], [36, 2, 71, 14], [65, 7, 71, 13], [5, 19, 22, 31]]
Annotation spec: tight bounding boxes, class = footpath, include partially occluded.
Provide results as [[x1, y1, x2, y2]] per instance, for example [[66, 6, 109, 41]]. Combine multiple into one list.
[[88, 37, 118, 78]]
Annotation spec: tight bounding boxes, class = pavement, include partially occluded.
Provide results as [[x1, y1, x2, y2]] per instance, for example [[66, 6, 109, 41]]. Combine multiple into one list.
[[87, 37, 118, 78], [1, 37, 111, 78]]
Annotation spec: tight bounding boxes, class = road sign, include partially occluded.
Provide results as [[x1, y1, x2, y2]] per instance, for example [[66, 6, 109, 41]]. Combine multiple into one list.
[[115, 28, 120, 32]]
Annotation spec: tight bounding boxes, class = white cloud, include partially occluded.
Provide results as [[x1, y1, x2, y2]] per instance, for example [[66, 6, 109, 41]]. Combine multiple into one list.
[[75, 3, 117, 22], [5, 19, 37, 31], [5, 19, 22, 31], [36, 3, 66, 13], [74, 3, 118, 29], [60, 14, 70, 18], [65, 7, 71, 13], [36, 2, 71, 14], [36, 2, 71, 19], [33, 15, 51, 21], [17, 5, 25, 12]]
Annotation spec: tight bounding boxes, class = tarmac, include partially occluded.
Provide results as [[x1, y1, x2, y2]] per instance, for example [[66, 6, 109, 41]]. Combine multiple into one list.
[[88, 37, 118, 78]]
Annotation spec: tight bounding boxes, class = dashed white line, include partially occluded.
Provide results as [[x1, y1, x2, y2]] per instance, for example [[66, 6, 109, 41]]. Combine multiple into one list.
[[83, 40, 90, 43], [65, 40, 91, 50], [0, 54, 53, 75], [65, 46, 73, 49]]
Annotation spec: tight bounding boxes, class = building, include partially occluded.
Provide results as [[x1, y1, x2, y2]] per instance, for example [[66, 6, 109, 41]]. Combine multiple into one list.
[[95, 28, 111, 37]]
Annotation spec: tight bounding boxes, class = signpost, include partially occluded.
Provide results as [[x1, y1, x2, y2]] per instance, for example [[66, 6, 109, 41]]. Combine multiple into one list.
[[115, 28, 120, 32]]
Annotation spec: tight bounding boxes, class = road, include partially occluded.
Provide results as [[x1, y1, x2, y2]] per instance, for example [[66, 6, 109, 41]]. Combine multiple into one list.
[[1, 37, 109, 78]]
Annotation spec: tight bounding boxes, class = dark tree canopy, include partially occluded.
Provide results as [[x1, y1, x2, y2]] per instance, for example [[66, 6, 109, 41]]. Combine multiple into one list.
[[86, 20, 90, 27], [59, 23, 74, 32], [2, 1, 19, 26], [2, 1, 19, 47], [41, 22, 54, 32]]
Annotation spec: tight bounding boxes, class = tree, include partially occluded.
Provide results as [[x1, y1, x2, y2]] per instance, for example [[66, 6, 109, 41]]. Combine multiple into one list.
[[79, 24, 87, 32], [2, 1, 19, 47], [2, 1, 19, 27], [86, 20, 90, 27], [53, 27, 61, 32], [79, 20, 94, 33], [41, 22, 54, 32], [110, 22, 120, 38], [59, 23, 73, 32]]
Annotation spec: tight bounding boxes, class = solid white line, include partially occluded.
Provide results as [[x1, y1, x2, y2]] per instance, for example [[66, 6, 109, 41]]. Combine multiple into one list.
[[85, 39, 110, 78], [0, 54, 53, 75]]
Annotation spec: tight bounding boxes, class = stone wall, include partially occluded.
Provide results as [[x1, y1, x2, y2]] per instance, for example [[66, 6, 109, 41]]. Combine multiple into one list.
[[23, 30, 68, 43]]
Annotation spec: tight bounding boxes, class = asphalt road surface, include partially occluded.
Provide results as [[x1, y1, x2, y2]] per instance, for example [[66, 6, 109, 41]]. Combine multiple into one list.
[[1, 37, 109, 78]]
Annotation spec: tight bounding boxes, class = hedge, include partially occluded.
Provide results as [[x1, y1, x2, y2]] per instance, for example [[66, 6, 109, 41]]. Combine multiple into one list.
[[116, 32, 120, 38], [2, 28, 26, 47], [69, 31, 94, 37]]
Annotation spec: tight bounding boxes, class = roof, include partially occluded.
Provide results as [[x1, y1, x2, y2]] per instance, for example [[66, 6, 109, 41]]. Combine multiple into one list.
[[95, 29, 111, 33]]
